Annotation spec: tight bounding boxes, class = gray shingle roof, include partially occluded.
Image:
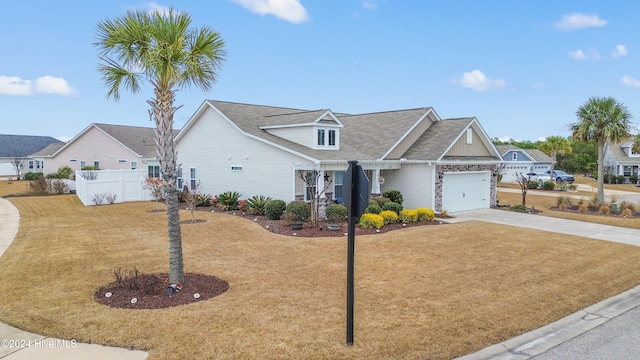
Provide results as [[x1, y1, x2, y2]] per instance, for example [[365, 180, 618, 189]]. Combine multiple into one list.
[[31, 142, 65, 157], [402, 118, 475, 161], [0, 134, 63, 157], [94, 123, 161, 157], [494, 144, 552, 162], [607, 138, 639, 164], [207, 100, 435, 161]]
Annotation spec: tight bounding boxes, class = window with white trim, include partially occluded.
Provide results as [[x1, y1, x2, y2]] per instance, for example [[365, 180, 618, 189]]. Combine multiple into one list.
[[93, 161, 100, 169], [177, 167, 183, 190], [131, 161, 137, 170], [315, 128, 338, 148], [334, 171, 344, 200], [80, 161, 86, 168], [148, 165, 160, 178], [190, 168, 196, 190], [317, 129, 325, 146]]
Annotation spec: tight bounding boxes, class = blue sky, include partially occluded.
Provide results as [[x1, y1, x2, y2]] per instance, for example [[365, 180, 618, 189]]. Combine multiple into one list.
[[2, 1, 640, 143]]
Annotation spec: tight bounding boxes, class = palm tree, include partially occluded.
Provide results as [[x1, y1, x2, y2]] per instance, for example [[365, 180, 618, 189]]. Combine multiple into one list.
[[570, 97, 632, 204], [539, 136, 572, 182], [95, 9, 225, 283]]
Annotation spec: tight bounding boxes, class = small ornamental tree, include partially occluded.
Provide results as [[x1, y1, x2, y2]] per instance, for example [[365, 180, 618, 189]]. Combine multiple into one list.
[[183, 180, 202, 222], [300, 170, 333, 228], [515, 172, 529, 207], [144, 177, 165, 211]]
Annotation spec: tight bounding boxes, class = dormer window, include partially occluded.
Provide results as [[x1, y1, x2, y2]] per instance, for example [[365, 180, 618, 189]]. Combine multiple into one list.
[[316, 128, 338, 149]]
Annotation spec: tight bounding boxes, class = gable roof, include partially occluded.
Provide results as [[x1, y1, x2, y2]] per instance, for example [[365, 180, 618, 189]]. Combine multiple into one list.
[[179, 100, 500, 163], [0, 134, 63, 158], [495, 144, 552, 163], [45, 123, 178, 159], [606, 137, 639, 163]]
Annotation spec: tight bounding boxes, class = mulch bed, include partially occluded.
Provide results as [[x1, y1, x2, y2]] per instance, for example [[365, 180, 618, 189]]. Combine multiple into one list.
[[94, 273, 229, 310]]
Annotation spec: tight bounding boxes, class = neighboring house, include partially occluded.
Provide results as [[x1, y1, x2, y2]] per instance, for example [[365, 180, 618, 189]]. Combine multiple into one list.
[[174, 100, 503, 213], [495, 144, 552, 182], [0, 134, 63, 177], [603, 138, 640, 179], [31, 123, 176, 177]]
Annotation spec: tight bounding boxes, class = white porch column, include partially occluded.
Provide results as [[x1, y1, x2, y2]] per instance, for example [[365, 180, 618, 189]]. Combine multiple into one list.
[[318, 170, 325, 199], [372, 168, 381, 196]]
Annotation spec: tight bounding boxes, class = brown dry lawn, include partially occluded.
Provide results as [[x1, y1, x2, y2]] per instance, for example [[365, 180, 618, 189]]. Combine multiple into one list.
[[2, 181, 640, 359]]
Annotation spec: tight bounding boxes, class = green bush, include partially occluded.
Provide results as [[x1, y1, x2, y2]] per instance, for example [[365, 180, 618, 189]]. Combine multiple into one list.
[[630, 174, 638, 184], [264, 199, 286, 220], [359, 213, 384, 229], [46, 166, 73, 179], [541, 180, 555, 190], [617, 175, 626, 184], [399, 209, 418, 223], [217, 191, 241, 211], [374, 197, 391, 207], [379, 210, 398, 225], [416, 208, 435, 221], [325, 203, 347, 223], [526, 180, 539, 189], [196, 194, 212, 207], [246, 195, 273, 216], [381, 201, 403, 215], [81, 165, 99, 170], [382, 190, 403, 205], [23, 172, 43, 180], [285, 200, 311, 222], [364, 204, 382, 214]]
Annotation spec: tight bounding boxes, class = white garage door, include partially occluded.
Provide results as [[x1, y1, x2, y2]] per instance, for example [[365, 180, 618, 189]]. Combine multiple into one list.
[[442, 172, 490, 213]]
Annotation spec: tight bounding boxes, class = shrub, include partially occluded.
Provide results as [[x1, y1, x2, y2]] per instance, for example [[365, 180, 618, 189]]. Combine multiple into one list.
[[630, 174, 638, 184], [379, 210, 398, 225], [399, 209, 418, 223], [541, 180, 555, 190], [599, 204, 610, 215], [568, 184, 577, 191], [620, 201, 635, 213], [50, 179, 69, 194], [105, 192, 117, 204], [285, 200, 311, 222], [196, 194, 212, 207], [439, 209, 449, 217], [526, 180, 539, 189], [325, 203, 347, 223], [30, 175, 49, 193], [368, 199, 378, 206], [24, 172, 43, 181], [623, 208, 633, 217], [381, 201, 403, 215], [47, 166, 73, 179], [374, 197, 391, 208], [217, 191, 241, 211], [359, 213, 384, 229], [246, 195, 273, 216], [579, 203, 587, 212], [91, 193, 106, 205], [382, 190, 403, 205], [558, 182, 568, 192], [559, 202, 567, 210], [617, 175, 626, 184], [264, 199, 286, 220], [364, 204, 382, 214], [513, 204, 528, 212], [416, 208, 435, 221], [556, 196, 572, 208]]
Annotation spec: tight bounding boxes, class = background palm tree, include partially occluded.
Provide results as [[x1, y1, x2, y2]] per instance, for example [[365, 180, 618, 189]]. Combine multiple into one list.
[[539, 135, 572, 182], [95, 9, 225, 283], [570, 97, 632, 204]]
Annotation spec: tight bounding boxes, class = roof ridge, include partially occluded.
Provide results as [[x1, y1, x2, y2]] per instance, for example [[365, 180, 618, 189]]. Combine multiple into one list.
[[208, 99, 308, 113], [93, 123, 155, 130], [339, 107, 431, 117], [264, 109, 328, 118]]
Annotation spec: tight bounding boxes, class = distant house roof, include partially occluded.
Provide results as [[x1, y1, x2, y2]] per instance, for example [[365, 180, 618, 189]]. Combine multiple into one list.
[[0, 134, 63, 158], [606, 137, 639, 164], [43, 123, 179, 159], [495, 144, 552, 163]]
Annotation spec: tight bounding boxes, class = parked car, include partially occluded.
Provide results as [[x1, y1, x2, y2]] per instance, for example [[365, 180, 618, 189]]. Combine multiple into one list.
[[526, 172, 552, 186], [545, 169, 575, 183]]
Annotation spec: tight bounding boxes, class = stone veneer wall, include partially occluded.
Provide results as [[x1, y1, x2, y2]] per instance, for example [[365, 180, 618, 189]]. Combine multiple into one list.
[[434, 164, 498, 211]]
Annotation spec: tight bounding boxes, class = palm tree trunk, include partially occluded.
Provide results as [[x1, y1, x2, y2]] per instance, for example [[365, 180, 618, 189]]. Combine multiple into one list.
[[597, 140, 605, 205], [150, 88, 184, 284]]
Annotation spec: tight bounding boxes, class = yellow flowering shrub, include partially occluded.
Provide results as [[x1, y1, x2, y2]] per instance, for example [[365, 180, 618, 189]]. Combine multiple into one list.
[[416, 208, 435, 221], [379, 210, 398, 225], [399, 209, 418, 223], [359, 213, 384, 229]]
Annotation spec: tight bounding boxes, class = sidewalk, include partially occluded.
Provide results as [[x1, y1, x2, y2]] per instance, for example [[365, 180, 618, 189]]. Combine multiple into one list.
[[0, 197, 148, 360], [451, 208, 640, 359]]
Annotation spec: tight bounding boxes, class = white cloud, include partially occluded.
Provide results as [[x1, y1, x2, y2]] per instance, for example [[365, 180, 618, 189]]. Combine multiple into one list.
[[0, 75, 75, 96], [498, 136, 512, 142], [568, 49, 587, 60], [621, 75, 640, 88], [611, 44, 628, 59], [35, 76, 75, 95], [232, 0, 309, 23], [568, 48, 601, 60], [452, 70, 508, 92], [57, 136, 72, 142], [554, 13, 607, 31], [0, 76, 32, 95]]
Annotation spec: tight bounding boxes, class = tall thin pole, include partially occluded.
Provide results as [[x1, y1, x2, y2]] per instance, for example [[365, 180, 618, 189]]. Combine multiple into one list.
[[346, 160, 357, 345]]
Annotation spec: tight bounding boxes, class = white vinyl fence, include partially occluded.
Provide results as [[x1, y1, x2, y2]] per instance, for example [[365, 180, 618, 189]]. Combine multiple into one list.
[[75, 169, 155, 206]]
